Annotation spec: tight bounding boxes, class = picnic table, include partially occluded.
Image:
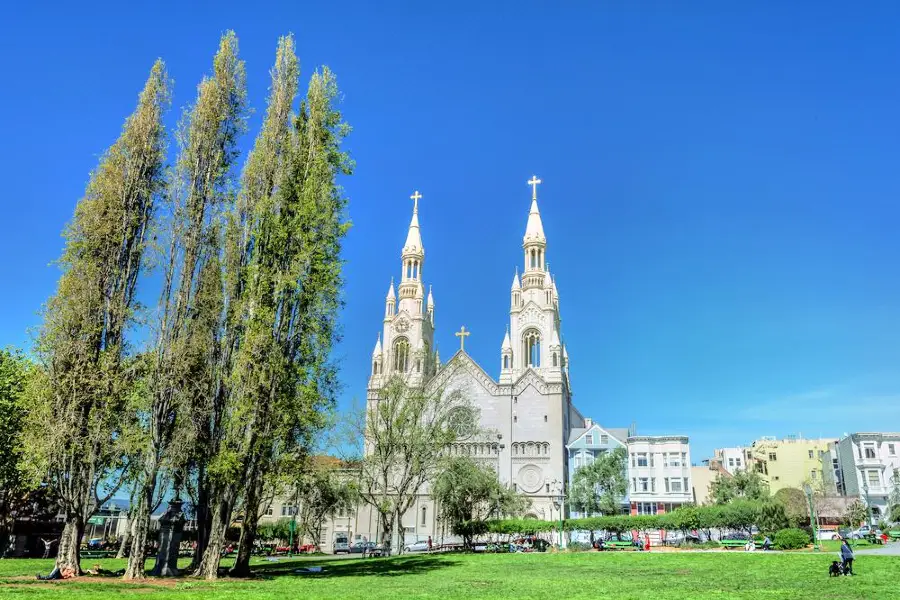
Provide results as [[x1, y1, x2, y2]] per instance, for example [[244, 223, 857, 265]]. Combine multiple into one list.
[[719, 539, 748, 549]]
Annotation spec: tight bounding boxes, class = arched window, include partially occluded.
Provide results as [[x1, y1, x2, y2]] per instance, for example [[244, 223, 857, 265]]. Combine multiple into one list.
[[552, 353, 558, 367], [393, 337, 409, 372], [503, 355, 509, 369], [523, 329, 541, 367]]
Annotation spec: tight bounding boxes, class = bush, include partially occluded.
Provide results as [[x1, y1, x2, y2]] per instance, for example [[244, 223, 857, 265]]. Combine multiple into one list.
[[566, 541, 591, 552], [774, 528, 811, 550]]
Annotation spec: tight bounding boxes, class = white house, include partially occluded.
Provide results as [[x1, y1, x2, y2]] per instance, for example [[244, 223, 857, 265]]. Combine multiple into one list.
[[833, 433, 900, 523], [627, 436, 693, 515]]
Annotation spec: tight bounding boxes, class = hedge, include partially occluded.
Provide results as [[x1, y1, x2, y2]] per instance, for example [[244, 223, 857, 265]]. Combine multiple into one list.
[[483, 500, 773, 536]]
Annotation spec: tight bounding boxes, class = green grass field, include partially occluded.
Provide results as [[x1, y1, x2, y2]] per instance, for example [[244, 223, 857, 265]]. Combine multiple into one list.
[[1, 551, 898, 599]]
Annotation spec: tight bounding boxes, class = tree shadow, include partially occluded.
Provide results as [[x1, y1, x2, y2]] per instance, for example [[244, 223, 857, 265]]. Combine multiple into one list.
[[252, 554, 461, 579]]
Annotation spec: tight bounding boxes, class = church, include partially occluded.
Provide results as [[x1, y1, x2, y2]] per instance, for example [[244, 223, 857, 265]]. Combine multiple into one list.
[[361, 177, 587, 539]]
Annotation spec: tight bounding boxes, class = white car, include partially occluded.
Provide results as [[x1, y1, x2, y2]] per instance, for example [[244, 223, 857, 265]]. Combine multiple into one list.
[[850, 525, 873, 540], [403, 540, 430, 553]]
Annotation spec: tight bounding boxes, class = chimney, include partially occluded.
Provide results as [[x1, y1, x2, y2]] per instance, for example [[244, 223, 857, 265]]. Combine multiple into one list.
[[585, 417, 593, 428]]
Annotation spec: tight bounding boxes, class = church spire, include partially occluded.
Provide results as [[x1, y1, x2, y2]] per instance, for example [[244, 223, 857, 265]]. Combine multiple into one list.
[[523, 175, 546, 244], [402, 190, 424, 256], [399, 191, 425, 300], [522, 175, 547, 288]]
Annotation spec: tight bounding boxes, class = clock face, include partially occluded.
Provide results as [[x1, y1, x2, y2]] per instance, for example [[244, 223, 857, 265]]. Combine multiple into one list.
[[395, 317, 410, 333]]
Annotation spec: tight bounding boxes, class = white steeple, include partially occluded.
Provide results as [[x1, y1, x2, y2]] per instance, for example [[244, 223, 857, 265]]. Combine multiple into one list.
[[403, 191, 424, 256], [386, 278, 396, 300], [511, 269, 521, 290], [522, 175, 547, 289], [523, 197, 546, 243], [372, 333, 382, 356], [501, 327, 512, 350]]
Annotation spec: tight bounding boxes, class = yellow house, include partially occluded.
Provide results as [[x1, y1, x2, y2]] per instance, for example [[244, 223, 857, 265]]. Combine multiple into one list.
[[744, 436, 836, 493]]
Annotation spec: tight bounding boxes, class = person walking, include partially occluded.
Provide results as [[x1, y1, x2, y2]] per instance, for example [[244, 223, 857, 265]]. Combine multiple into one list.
[[840, 539, 854, 575]]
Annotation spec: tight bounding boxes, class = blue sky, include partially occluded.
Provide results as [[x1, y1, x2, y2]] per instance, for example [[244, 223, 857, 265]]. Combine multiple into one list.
[[2, 2, 899, 460]]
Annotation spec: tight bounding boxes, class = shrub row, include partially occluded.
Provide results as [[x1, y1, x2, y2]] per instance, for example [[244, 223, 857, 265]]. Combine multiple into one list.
[[485, 500, 782, 536]]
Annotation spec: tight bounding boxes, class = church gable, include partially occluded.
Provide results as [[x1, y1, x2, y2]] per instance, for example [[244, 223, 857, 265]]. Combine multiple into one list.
[[427, 350, 500, 397]]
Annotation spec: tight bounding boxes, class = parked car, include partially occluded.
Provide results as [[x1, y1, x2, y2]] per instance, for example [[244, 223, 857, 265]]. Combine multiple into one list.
[[349, 542, 377, 554], [850, 525, 873, 540], [403, 540, 430, 553]]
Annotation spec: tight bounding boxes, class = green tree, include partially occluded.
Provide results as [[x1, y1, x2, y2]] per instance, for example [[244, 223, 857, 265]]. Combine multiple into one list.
[[568, 447, 627, 517], [26, 59, 170, 573], [355, 373, 473, 554], [888, 479, 900, 523], [720, 499, 762, 535], [432, 456, 528, 549], [294, 467, 358, 551], [844, 499, 868, 527], [0, 349, 32, 554], [200, 53, 352, 579], [125, 31, 247, 580], [758, 500, 790, 533], [709, 469, 769, 504], [773, 487, 809, 526]]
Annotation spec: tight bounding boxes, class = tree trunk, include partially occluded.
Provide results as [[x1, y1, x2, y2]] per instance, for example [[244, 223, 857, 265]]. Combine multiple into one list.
[[116, 516, 136, 559], [378, 511, 393, 555], [56, 518, 84, 574], [189, 476, 211, 572], [123, 494, 152, 579], [229, 510, 259, 577], [195, 496, 231, 580]]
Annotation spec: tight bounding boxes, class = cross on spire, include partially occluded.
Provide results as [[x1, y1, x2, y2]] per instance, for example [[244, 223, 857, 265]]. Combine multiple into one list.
[[411, 190, 422, 213], [528, 175, 542, 200], [455, 325, 471, 351]]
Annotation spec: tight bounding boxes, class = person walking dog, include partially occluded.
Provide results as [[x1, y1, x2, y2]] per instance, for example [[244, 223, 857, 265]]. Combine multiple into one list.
[[840, 539, 855, 575]]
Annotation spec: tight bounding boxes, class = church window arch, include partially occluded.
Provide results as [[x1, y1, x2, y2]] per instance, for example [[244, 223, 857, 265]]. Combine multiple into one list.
[[552, 352, 558, 367], [393, 337, 410, 372], [503, 355, 510, 369], [522, 329, 541, 368]]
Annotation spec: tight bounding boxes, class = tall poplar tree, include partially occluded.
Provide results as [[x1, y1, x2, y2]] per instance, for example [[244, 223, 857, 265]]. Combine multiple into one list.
[[26, 60, 170, 573], [196, 63, 352, 579], [124, 32, 247, 579]]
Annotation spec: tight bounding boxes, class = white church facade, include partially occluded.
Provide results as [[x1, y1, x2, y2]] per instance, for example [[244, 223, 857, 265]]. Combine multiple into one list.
[[356, 178, 586, 542]]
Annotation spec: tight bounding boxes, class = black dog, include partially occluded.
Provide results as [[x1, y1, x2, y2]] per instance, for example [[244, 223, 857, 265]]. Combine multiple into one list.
[[829, 561, 846, 577]]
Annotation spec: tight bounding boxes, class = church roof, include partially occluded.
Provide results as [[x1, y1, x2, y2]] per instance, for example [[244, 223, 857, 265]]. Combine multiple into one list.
[[567, 424, 630, 445], [386, 279, 395, 300], [501, 327, 511, 351], [511, 269, 520, 291], [523, 197, 546, 244], [403, 193, 424, 256], [427, 285, 434, 307]]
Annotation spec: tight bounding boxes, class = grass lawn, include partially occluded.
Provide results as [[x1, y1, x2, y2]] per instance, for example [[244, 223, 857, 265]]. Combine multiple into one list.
[[2, 551, 899, 599]]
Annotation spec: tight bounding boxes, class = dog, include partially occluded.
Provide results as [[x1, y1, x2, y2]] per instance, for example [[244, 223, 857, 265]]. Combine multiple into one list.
[[829, 561, 846, 577]]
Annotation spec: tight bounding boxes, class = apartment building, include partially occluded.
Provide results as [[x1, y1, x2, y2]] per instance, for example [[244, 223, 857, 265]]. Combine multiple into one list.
[[744, 435, 835, 493], [627, 436, 693, 515]]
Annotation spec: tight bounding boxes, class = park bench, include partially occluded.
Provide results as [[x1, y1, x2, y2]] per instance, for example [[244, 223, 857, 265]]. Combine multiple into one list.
[[719, 540, 747, 549], [602, 541, 635, 551], [889, 531, 900, 541], [82, 550, 115, 559]]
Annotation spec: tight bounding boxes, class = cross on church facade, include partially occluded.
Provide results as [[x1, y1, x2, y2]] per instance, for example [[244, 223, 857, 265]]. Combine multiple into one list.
[[410, 190, 422, 212], [455, 326, 470, 351], [528, 175, 541, 200]]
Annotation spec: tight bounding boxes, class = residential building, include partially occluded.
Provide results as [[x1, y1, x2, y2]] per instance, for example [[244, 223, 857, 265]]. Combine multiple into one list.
[[713, 447, 747, 474], [691, 463, 729, 505], [627, 436, 693, 515], [832, 433, 900, 523], [743, 435, 835, 493], [565, 420, 630, 517]]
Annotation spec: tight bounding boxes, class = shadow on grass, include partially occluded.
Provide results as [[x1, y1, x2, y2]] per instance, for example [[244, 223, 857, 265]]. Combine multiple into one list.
[[252, 554, 461, 579]]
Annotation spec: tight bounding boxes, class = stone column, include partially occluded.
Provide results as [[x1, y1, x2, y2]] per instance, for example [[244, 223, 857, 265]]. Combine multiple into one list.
[[151, 500, 185, 577]]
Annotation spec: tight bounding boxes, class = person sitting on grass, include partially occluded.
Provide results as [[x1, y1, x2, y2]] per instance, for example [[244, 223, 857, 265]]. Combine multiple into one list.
[[36, 566, 76, 581]]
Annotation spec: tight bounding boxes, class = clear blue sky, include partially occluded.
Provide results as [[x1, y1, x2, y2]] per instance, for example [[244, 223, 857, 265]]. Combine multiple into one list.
[[2, 2, 899, 460]]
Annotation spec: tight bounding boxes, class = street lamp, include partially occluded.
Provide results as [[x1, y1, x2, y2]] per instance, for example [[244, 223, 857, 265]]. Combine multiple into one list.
[[551, 479, 565, 550], [803, 484, 820, 552]]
